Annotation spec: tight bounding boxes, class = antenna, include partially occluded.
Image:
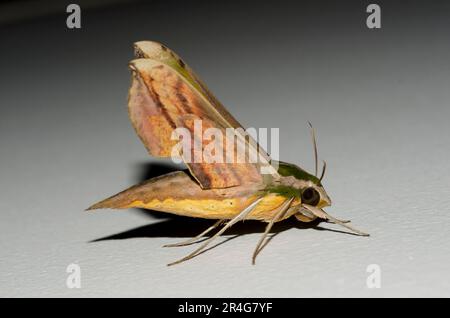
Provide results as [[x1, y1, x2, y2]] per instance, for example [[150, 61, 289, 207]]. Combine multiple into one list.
[[308, 122, 318, 177], [319, 160, 327, 182]]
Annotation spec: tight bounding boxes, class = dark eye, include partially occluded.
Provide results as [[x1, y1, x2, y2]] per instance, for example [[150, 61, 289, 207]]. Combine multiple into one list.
[[301, 187, 320, 206]]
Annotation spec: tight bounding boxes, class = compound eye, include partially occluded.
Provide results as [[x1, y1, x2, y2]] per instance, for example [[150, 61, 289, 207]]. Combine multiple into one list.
[[301, 187, 320, 206]]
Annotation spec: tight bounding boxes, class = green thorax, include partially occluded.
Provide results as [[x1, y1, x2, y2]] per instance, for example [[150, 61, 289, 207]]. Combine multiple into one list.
[[265, 161, 321, 197], [277, 161, 320, 185]]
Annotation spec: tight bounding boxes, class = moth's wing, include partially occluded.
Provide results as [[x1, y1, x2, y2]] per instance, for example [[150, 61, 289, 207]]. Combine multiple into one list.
[[128, 45, 278, 189], [133, 41, 273, 168], [87, 171, 208, 210], [87, 171, 297, 221], [174, 113, 264, 188], [86, 171, 263, 220], [133, 41, 244, 131]]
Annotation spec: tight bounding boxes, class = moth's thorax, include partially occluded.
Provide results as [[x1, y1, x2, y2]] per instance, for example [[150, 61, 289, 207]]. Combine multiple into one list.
[[278, 175, 314, 189]]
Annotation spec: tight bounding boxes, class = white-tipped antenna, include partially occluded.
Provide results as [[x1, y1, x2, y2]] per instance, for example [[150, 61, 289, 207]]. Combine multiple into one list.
[[308, 122, 318, 177]]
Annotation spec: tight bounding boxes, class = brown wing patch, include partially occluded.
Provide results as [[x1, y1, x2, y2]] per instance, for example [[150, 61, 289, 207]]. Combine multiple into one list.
[[177, 114, 262, 188], [128, 59, 264, 189], [128, 66, 178, 157]]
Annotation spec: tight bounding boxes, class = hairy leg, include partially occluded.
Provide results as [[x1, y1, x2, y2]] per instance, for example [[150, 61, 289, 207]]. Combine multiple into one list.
[[163, 220, 225, 247], [303, 204, 369, 236], [167, 197, 264, 266], [252, 197, 294, 265]]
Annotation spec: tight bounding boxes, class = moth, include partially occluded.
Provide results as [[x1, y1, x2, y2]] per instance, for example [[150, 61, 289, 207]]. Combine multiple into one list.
[[88, 41, 369, 266]]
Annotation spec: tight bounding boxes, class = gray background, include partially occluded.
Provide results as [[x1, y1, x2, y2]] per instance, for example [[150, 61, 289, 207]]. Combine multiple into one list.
[[1, 0, 449, 297]]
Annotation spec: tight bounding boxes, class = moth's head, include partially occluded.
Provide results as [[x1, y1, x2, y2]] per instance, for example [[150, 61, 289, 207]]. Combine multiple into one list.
[[293, 177, 331, 223], [299, 181, 331, 209], [277, 161, 331, 225], [277, 161, 331, 209]]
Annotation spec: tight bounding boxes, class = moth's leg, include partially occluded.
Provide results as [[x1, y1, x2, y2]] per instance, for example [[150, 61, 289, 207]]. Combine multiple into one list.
[[303, 204, 370, 236], [252, 198, 294, 265], [163, 220, 225, 247], [167, 197, 264, 266], [327, 219, 351, 224]]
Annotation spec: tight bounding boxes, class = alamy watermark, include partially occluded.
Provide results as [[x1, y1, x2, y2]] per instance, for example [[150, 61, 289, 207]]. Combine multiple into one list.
[[366, 264, 381, 288], [170, 120, 280, 174], [366, 4, 381, 29], [66, 263, 81, 289], [66, 4, 81, 29]]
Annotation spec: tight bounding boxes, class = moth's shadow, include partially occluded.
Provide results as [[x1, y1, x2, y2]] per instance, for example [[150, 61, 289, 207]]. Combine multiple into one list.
[[90, 161, 357, 243], [91, 216, 320, 242], [134, 161, 181, 183]]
